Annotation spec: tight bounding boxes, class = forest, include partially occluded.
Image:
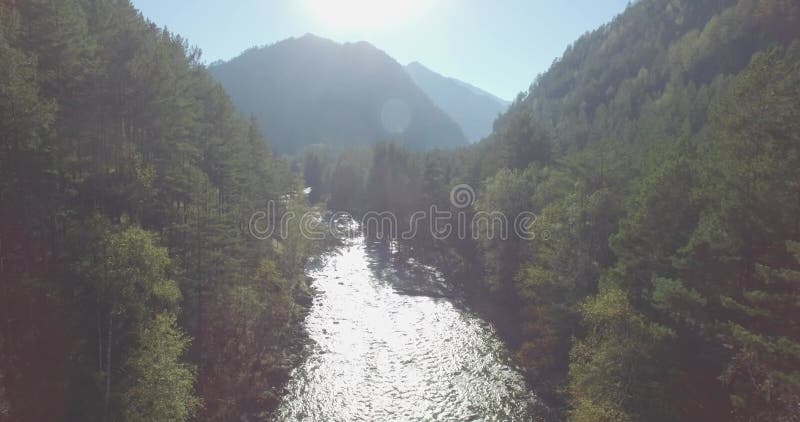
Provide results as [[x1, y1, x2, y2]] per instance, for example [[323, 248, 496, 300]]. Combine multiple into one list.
[[302, 0, 800, 420], [1, 0, 320, 420], [2, 0, 800, 420]]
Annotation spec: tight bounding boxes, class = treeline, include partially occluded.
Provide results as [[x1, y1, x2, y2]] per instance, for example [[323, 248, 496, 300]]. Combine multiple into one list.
[[311, 0, 800, 420], [0, 1, 317, 420]]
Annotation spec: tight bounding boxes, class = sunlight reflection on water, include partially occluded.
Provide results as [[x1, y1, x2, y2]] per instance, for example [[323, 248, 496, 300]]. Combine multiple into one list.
[[274, 236, 540, 421]]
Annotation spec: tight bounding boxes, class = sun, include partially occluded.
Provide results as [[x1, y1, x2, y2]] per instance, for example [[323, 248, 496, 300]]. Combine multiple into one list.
[[307, 0, 428, 30]]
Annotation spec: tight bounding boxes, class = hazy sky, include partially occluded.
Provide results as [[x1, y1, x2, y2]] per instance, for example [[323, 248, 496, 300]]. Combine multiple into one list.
[[131, 0, 630, 101]]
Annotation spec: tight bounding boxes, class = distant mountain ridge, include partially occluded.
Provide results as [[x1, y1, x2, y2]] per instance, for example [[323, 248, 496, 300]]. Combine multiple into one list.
[[405, 62, 509, 143], [209, 34, 467, 155]]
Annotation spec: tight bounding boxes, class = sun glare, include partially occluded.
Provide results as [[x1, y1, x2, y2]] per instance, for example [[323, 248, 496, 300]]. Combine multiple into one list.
[[307, 0, 428, 29]]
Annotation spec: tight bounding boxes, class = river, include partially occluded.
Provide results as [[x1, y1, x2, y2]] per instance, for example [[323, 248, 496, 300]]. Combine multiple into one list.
[[275, 236, 541, 421]]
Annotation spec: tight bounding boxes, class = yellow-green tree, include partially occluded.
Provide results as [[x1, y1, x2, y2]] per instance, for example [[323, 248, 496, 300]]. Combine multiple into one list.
[[123, 314, 200, 422]]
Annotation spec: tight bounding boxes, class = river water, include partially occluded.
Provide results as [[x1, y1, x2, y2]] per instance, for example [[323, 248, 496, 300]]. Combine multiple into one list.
[[275, 237, 540, 421]]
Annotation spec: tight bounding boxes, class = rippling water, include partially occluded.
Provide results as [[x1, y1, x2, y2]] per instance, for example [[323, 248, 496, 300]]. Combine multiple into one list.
[[275, 237, 539, 421]]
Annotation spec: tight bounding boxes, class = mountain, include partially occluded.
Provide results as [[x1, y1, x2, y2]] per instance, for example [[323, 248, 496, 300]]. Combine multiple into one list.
[[209, 34, 467, 155], [315, 0, 800, 421], [486, 0, 800, 157], [420, 0, 800, 420], [405, 62, 509, 142]]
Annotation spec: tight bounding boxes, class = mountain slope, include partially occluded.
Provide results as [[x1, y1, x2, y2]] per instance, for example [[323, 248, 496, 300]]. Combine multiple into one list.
[[486, 0, 800, 159], [209, 35, 467, 154], [314, 0, 800, 420], [440, 0, 800, 419], [405, 62, 509, 143]]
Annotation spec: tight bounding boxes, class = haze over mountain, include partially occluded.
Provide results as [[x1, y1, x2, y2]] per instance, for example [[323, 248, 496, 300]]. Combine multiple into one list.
[[5, 0, 800, 421], [405, 62, 509, 143], [209, 34, 467, 155]]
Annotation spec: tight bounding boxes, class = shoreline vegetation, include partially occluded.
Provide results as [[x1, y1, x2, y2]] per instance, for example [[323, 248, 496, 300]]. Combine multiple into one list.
[[1, 0, 799, 421], [0, 1, 324, 420], [299, 1, 800, 420]]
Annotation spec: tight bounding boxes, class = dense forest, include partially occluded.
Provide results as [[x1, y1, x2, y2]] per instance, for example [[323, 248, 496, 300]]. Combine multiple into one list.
[[306, 0, 800, 420], [3, 0, 800, 420], [0, 0, 320, 420]]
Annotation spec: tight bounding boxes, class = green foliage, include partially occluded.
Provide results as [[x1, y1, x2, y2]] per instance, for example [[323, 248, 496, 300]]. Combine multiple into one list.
[[475, 166, 538, 293], [490, 112, 552, 171], [201, 258, 299, 420], [79, 225, 180, 321], [608, 138, 700, 304], [3, 0, 800, 420], [512, 141, 634, 402], [651, 277, 705, 313], [716, 238, 800, 421], [669, 45, 800, 420], [568, 288, 675, 422], [326, 2, 800, 420], [72, 223, 194, 420], [0, 1, 316, 419], [326, 147, 372, 212], [303, 146, 329, 203], [123, 314, 200, 422]]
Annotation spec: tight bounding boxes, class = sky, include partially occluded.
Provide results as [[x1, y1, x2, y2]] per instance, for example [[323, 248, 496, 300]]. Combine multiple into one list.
[[130, 0, 630, 101]]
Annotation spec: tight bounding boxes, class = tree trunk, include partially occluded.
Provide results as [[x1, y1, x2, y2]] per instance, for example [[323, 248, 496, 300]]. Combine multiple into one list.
[[103, 313, 112, 421], [795, 188, 800, 239], [97, 306, 102, 372]]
